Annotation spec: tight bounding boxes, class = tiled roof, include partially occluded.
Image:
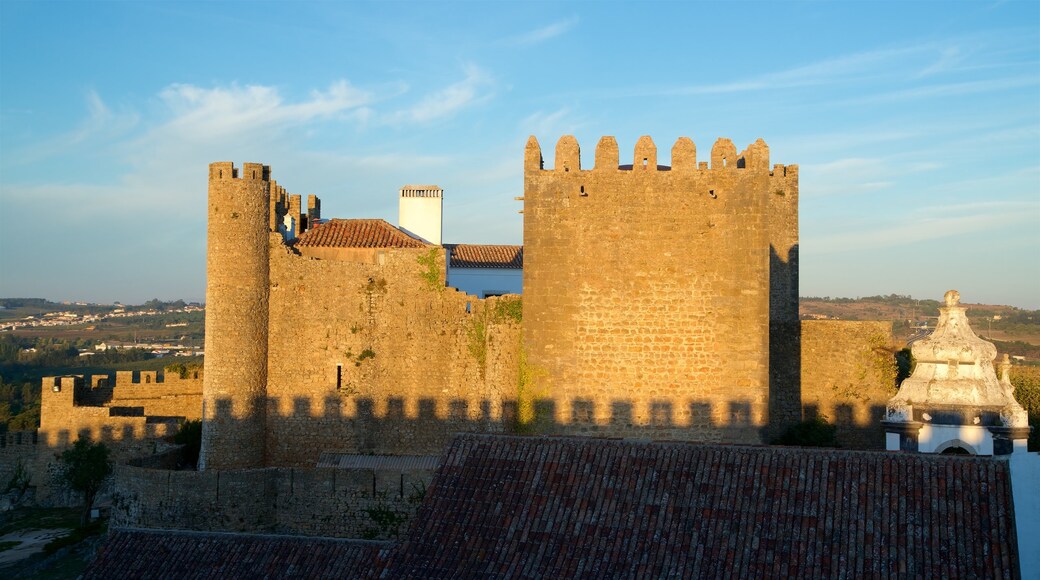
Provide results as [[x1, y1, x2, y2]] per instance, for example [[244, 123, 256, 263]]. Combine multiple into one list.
[[294, 219, 427, 249], [447, 244, 523, 269], [83, 528, 387, 579], [316, 452, 441, 470], [379, 434, 1020, 578]]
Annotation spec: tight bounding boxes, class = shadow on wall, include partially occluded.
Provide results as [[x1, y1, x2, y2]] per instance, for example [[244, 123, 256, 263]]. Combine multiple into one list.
[[197, 391, 890, 467], [769, 243, 801, 444]]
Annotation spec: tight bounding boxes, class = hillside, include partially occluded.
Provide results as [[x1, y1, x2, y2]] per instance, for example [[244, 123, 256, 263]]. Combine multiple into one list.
[[801, 294, 1040, 361]]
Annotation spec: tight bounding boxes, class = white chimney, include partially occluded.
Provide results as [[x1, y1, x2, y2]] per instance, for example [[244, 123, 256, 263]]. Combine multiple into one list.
[[398, 185, 443, 245]]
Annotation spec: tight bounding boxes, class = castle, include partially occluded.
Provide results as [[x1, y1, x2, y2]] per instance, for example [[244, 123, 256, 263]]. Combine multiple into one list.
[[18, 134, 1034, 577], [191, 135, 895, 472]]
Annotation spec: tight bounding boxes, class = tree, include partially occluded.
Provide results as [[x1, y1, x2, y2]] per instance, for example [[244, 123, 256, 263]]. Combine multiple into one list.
[[174, 419, 202, 469], [60, 437, 113, 526]]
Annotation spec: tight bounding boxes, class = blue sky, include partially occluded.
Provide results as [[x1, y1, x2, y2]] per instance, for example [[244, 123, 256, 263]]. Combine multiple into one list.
[[1, 1, 1038, 308]]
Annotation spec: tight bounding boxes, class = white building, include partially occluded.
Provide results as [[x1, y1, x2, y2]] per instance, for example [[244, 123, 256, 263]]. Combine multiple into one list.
[[883, 290, 1030, 456], [445, 244, 523, 298]]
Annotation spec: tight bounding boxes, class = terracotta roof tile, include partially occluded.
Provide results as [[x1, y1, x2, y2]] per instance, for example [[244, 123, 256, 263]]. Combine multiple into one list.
[[378, 434, 1020, 578], [294, 219, 427, 249], [83, 528, 387, 579], [447, 244, 523, 269]]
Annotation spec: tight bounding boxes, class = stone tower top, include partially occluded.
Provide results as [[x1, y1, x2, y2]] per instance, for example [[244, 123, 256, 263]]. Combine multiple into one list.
[[524, 135, 787, 175], [208, 162, 271, 182]]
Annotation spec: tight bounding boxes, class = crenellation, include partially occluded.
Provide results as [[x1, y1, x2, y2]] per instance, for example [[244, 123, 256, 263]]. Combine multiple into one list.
[[525, 136, 543, 172], [670, 137, 696, 171], [632, 135, 657, 170], [711, 138, 737, 169], [594, 136, 619, 171], [554, 135, 580, 173]]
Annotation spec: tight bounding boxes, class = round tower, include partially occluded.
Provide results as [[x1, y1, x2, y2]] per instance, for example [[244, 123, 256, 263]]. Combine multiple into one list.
[[199, 162, 271, 470]]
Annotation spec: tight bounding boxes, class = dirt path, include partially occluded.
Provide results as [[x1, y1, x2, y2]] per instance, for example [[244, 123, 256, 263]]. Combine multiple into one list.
[[0, 528, 71, 567]]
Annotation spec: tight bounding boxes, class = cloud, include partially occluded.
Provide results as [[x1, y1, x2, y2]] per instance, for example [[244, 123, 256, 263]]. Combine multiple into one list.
[[387, 65, 494, 124], [154, 80, 372, 141], [801, 156, 940, 197], [507, 17, 579, 46], [807, 200, 1039, 253], [10, 89, 139, 164]]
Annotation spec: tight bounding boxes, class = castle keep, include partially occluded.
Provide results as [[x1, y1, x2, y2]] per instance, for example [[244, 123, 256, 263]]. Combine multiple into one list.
[[523, 136, 798, 441]]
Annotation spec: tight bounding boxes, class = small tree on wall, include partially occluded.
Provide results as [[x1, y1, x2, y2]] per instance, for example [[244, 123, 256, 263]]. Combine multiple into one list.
[[60, 437, 113, 526]]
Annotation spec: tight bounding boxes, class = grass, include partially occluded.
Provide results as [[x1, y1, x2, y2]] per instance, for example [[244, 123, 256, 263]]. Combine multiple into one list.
[[0, 507, 80, 536], [0, 508, 106, 579]]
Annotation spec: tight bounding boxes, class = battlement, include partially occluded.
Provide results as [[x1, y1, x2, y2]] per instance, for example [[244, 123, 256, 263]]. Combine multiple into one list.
[[400, 185, 443, 198], [208, 161, 271, 182], [525, 135, 795, 176]]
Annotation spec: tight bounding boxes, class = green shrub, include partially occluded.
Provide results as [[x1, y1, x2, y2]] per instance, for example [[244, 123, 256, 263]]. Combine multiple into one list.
[[174, 420, 202, 469], [772, 416, 839, 448]]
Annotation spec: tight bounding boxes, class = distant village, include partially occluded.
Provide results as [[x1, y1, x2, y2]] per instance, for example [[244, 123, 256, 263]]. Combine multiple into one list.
[[0, 303, 205, 357]]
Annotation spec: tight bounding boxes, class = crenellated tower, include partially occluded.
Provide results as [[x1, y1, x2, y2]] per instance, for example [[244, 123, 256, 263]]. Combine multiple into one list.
[[200, 162, 271, 470], [523, 135, 798, 443]]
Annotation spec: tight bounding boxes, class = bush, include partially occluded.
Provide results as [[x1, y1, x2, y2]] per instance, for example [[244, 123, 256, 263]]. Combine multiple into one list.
[[174, 419, 202, 469], [772, 416, 839, 448]]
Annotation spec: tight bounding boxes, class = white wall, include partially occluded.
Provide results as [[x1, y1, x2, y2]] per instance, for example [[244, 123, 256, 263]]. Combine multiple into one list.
[[917, 424, 993, 455], [1010, 452, 1040, 579], [399, 188, 442, 245], [447, 267, 522, 298]]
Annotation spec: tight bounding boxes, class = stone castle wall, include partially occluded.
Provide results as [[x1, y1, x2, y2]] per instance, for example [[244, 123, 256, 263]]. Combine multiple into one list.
[[38, 374, 202, 447], [800, 320, 897, 449], [265, 240, 521, 465], [111, 462, 432, 540], [0, 431, 39, 490], [522, 136, 797, 442]]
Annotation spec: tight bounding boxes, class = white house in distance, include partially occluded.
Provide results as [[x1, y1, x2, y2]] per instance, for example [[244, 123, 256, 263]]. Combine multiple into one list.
[[397, 184, 523, 298], [444, 244, 523, 298]]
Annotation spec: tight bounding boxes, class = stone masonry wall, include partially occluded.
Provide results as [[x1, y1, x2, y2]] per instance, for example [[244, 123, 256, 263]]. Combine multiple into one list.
[[201, 162, 271, 470], [800, 320, 897, 449], [265, 240, 522, 465], [0, 431, 38, 491], [38, 375, 201, 446], [111, 464, 433, 540], [522, 136, 798, 443]]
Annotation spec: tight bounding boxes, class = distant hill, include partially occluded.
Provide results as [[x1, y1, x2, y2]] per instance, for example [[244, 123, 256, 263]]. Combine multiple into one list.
[[801, 294, 1040, 361]]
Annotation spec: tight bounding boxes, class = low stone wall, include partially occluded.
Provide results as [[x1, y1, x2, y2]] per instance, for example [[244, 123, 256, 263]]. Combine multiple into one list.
[[111, 463, 433, 540]]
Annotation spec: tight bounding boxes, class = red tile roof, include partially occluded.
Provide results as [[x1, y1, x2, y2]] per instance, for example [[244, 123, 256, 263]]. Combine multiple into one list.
[[447, 244, 523, 269], [83, 529, 387, 579], [379, 434, 1020, 578], [294, 219, 427, 249]]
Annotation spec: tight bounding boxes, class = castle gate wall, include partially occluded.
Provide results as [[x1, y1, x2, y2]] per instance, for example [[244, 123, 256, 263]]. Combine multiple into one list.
[[111, 464, 432, 540], [522, 136, 797, 442], [265, 241, 521, 465], [800, 320, 897, 449]]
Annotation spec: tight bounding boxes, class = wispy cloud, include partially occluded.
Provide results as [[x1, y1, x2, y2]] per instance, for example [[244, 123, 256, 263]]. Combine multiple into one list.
[[801, 156, 941, 197], [387, 65, 494, 124], [154, 80, 372, 141], [11, 89, 139, 164], [507, 17, 579, 46], [807, 200, 1039, 253]]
